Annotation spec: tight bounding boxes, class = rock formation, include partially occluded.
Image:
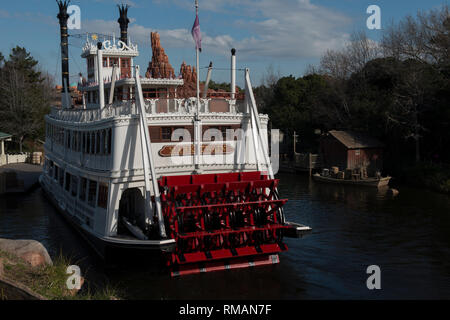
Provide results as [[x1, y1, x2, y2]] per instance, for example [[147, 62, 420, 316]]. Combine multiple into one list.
[[176, 61, 200, 98], [146, 32, 175, 79], [179, 61, 197, 84], [0, 239, 53, 267]]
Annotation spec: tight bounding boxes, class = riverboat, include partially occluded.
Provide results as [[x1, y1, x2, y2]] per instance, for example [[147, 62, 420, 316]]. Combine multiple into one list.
[[40, 1, 311, 276]]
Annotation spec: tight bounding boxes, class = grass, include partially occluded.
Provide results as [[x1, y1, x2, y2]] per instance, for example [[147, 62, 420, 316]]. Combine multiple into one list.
[[0, 249, 120, 300]]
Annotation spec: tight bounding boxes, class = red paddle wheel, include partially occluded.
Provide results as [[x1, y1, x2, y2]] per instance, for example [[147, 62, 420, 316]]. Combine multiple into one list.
[[155, 171, 300, 276]]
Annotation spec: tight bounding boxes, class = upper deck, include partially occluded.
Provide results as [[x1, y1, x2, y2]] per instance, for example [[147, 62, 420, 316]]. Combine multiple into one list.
[[47, 98, 251, 124]]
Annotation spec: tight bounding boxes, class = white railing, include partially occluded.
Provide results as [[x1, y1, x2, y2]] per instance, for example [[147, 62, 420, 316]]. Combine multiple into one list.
[[0, 153, 31, 166], [49, 98, 240, 123]]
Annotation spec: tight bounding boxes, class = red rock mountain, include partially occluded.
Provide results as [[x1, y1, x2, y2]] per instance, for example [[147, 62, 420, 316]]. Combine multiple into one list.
[[145, 32, 242, 99], [145, 32, 175, 79], [177, 61, 200, 98]]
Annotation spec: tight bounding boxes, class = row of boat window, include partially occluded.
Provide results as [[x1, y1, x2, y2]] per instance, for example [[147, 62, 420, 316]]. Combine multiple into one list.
[[46, 124, 112, 155], [44, 160, 108, 209], [85, 88, 167, 104]]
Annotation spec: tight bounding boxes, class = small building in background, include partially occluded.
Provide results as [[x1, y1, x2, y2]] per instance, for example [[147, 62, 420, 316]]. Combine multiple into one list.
[[0, 132, 13, 166], [319, 130, 384, 175]]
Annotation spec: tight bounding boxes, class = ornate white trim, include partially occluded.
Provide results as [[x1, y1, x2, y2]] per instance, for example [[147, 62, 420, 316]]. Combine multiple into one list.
[[82, 39, 139, 58]]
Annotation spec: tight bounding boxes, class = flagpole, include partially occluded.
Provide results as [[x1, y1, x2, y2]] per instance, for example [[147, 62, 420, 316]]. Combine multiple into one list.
[[194, 0, 201, 172], [195, 0, 200, 116]]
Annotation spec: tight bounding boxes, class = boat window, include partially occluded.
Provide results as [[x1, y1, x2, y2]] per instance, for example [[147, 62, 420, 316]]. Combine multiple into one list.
[[103, 57, 108, 68], [88, 180, 97, 207], [107, 128, 112, 154], [86, 132, 91, 154], [65, 172, 71, 192], [355, 149, 361, 156], [79, 177, 87, 201], [49, 161, 54, 178], [121, 58, 129, 68], [143, 88, 157, 99], [73, 131, 77, 152], [161, 127, 172, 140], [66, 130, 71, 149], [90, 132, 95, 154], [77, 132, 82, 152], [71, 176, 78, 197], [96, 131, 101, 154], [98, 183, 108, 209], [85, 217, 92, 228], [59, 168, 64, 187], [109, 58, 118, 67], [54, 165, 59, 182], [81, 132, 85, 153]]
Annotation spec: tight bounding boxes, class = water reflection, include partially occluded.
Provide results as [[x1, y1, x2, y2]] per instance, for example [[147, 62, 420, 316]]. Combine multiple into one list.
[[1, 175, 450, 299]]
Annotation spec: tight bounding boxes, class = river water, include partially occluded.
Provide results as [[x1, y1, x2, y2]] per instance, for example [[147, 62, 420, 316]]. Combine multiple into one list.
[[1, 173, 450, 299]]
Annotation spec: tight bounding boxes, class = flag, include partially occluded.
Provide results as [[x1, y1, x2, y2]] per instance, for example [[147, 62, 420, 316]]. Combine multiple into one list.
[[191, 14, 202, 52]]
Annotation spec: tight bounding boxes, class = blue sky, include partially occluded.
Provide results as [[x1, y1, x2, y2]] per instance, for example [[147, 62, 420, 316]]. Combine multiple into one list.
[[0, 0, 448, 86]]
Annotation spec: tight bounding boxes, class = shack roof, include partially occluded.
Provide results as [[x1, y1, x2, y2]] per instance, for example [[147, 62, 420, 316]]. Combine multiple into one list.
[[327, 130, 384, 149], [0, 132, 12, 140]]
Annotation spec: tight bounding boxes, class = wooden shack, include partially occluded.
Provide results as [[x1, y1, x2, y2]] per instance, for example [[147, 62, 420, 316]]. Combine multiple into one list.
[[319, 130, 384, 175]]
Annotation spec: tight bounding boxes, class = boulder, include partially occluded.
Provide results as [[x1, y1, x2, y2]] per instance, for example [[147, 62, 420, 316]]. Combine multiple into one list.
[[0, 239, 53, 267]]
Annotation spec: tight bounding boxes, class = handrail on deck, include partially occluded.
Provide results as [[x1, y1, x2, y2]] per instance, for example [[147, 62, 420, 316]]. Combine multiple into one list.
[[49, 98, 246, 123]]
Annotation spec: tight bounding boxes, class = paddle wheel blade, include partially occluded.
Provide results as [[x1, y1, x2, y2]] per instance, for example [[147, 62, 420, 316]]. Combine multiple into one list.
[[154, 171, 304, 276]]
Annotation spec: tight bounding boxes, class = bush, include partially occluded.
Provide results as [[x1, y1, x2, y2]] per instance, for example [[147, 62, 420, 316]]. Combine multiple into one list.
[[401, 162, 450, 194]]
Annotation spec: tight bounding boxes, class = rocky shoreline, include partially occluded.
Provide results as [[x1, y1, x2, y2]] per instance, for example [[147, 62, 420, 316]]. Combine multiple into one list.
[[0, 238, 117, 300]]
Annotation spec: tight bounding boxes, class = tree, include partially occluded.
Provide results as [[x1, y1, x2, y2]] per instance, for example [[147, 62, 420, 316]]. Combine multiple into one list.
[[382, 5, 450, 68], [254, 64, 280, 114], [320, 31, 381, 80], [389, 60, 442, 162], [0, 47, 52, 152]]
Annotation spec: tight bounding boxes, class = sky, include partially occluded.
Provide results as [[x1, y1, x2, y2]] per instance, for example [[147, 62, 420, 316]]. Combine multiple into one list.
[[0, 0, 448, 87]]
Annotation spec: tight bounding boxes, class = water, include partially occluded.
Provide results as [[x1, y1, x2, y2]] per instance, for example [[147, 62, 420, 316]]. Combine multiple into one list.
[[1, 173, 450, 299]]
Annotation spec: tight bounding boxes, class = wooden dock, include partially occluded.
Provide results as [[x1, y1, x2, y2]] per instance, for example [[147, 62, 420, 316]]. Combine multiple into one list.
[[0, 163, 42, 195], [279, 153, 322, 175]]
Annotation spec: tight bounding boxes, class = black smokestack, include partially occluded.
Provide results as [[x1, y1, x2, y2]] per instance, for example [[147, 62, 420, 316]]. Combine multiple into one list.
[[118, 4, 130, 45], [57, 0, 70, 89]]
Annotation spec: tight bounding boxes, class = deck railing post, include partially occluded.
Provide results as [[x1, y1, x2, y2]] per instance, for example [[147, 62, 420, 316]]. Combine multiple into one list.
[[135, 66, 167, 238]]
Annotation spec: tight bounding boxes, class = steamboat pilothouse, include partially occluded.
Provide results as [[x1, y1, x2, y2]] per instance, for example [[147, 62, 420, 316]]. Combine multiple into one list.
[[40, 1, 311, 276]]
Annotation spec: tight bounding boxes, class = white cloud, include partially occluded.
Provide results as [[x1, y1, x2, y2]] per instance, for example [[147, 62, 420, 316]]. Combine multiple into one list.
[[0, 9, 9, 19], [80, 0, 352, 61], [153, 0, 353, 59]]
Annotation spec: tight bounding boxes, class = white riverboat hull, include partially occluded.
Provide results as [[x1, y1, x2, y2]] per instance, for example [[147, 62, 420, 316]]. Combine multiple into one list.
[[39, 174, 176, 260]]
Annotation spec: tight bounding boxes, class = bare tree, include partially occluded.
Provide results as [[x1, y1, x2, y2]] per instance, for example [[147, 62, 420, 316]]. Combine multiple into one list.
[[260, 64, 281, 88], [382, 5, 450, 66], [320, 31, 381, 79], [255, 64, 281, 113]]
